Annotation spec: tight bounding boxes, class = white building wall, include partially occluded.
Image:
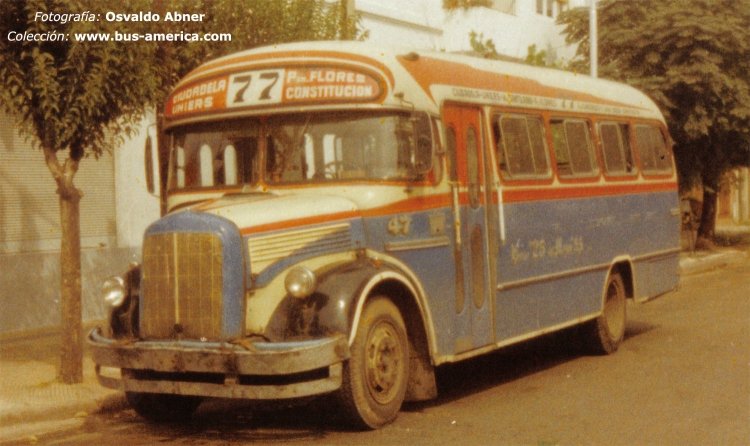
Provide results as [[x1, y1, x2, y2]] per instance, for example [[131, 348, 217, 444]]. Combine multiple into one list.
[[443, 4, 578, 62], [357, 0, 444, 49], [114, 113, 161, 249], [355, 0, 585, 64], [732, 168, 750, 224]]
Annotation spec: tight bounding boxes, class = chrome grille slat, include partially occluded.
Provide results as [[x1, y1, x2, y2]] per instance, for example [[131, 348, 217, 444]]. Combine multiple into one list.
[[250, 233, 351, 260], [248, 223, 352, 272], [141, 232, 223, 340]]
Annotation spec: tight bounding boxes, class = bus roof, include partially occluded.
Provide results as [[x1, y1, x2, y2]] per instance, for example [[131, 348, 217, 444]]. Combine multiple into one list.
[[164, 41, 665, 126]]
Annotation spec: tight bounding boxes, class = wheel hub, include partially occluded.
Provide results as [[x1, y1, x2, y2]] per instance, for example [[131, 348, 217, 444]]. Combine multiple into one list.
[[365, 322, 403, 403], [604, 281, 625, 338]]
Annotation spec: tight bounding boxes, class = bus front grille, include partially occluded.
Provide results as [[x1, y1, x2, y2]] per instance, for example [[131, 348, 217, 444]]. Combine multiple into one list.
[[140, 232, 224, 340]]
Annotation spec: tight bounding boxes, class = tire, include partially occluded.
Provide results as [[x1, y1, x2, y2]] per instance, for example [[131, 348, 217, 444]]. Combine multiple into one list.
[[125, 392, 202, 422], [583, 272, 627, 355], [336, 296, 409, 429]]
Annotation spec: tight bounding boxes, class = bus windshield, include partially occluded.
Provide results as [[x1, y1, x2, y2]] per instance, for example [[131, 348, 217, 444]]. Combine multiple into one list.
[[168, 112, 432, 191]]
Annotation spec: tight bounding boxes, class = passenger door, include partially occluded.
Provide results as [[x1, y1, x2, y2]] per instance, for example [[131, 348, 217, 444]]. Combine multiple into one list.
[[443, 104, 494, 353]]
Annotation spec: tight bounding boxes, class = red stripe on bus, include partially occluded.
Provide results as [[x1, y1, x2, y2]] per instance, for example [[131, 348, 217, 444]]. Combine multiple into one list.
[[502, 182, 677, 203], [238, 182, 675, 235], [240, 194, 452, 235]]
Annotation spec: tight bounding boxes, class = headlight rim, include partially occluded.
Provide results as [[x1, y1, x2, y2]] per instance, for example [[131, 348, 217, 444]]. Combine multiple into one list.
[[102, 275, 127, 309], [284, 266, 317, 299]]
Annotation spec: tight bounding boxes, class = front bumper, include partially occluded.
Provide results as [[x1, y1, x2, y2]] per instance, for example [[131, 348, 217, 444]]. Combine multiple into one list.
[[87, 328, 349, 400]]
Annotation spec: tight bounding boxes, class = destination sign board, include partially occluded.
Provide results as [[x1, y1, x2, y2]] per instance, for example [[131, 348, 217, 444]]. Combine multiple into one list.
[[166, 66, 383, 118]]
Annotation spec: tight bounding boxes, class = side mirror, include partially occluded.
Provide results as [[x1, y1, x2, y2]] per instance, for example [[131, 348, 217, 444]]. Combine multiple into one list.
[[144, 126, 160, 196]]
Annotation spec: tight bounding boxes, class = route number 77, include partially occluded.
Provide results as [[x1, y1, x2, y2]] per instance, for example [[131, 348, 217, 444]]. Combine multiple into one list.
[[227, 69, 284, 107]]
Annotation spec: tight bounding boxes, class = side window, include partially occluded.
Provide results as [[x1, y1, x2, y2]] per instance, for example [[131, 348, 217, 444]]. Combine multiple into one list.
[[446, 126, 458, 182], [223, 144, 238, 185], [598, 122, 635, 175], [430, 118, 443, 183], [199, 144, 214, 186], [413, 113, 434, 175], [636, 125, 673, 173], [551, 119, 598, 178], [175, 147, 186, 188], [466, 127, 480, 208], [495, 114, 550, 178]]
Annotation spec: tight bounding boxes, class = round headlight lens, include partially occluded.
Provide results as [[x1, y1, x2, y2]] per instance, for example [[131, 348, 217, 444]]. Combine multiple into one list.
[[102, 276, 126, 308], [284, 266, 317, 299]]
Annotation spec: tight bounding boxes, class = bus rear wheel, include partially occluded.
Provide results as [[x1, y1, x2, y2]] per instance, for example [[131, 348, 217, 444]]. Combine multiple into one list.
[[336, 296, 409, 429], [584, 272, 627, 354]]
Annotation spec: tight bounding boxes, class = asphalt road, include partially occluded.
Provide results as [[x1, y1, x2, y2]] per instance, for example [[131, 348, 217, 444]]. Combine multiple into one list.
[[36, 253, 749, 446]]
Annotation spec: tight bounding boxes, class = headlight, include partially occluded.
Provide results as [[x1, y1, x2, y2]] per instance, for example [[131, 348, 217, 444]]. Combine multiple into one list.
[[102, 276, 126, 308], [284, 266, 317, 299]]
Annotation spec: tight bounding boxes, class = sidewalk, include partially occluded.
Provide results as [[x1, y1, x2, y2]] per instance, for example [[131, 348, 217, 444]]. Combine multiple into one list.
[[0, 327, 126, 444], [680, 223, 750, 275], [679, 247, 747, 275], [0, 245, 747, 444]]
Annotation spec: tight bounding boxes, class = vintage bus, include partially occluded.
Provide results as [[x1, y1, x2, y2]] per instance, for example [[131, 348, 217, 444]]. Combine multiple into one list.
[[89, 41, 681, 428]]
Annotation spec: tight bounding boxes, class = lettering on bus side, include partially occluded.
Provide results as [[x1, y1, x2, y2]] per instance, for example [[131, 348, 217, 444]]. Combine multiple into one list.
[[511, 236, 585, 265]]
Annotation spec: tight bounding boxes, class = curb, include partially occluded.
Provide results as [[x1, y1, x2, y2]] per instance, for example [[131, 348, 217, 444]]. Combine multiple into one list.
[[0, 385, 126, 427], [679, 249, 746, 276], [0, 386, 127, 445]]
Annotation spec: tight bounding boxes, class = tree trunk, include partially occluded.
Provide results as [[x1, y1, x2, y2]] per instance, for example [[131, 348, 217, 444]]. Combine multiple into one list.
[[45, 148, 84, 384], [59, 187, 83, 384], [697, 187, 718, 244]]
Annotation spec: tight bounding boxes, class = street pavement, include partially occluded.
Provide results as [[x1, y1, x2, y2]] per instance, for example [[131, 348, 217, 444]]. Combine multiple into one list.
[[0, 244, 747, 445]]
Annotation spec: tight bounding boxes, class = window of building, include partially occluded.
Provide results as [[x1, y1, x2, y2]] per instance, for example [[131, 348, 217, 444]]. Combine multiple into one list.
[[598, 122, 635, 175], [551, 118, 598, 177], [494, 114, 550, 178], [635, 125, 673, 173], [536, 0, 567, 18], [491, 0, 516, 14], [1, 112, 116, 253]]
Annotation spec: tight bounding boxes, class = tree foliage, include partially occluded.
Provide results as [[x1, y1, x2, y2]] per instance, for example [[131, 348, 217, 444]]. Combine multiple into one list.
[[468, 30, 566, 70], [149, 0, 364, 85], [558, 0, 750, 190], [1, 0, 161, 162], [468, 30, 500, 58]]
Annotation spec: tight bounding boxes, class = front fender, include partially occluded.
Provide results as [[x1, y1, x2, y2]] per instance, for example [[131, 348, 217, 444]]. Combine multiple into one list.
[[266, 257, 399, 341], [110, 264, 140, 339]]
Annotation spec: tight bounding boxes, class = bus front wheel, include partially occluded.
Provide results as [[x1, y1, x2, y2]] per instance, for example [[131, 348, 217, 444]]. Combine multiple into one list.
[[337, 295, 409, 429], [584, 272, 627, 354]]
